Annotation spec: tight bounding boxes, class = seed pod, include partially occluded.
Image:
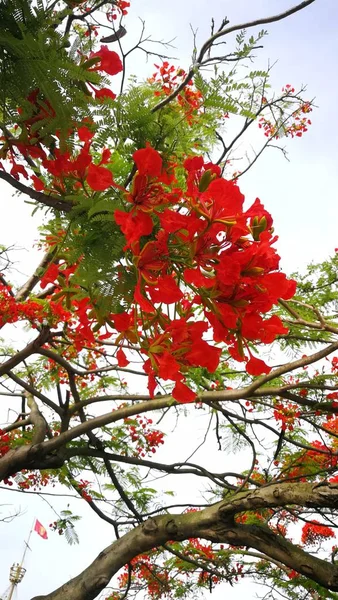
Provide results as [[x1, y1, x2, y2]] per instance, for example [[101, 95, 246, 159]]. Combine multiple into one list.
[[100, 26, 127, 43]]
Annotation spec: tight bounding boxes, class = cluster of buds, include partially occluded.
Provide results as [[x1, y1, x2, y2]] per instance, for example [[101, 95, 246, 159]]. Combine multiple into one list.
[[123, 415, 165, 457]]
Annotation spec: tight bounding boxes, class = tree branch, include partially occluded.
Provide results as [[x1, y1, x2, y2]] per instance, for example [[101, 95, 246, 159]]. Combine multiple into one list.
[[152, 0, 315, 113], [0, 170, 72, 212], [15, 249, 58, 301], [0, 327, 51, 377], [30, 481, 338, 600]]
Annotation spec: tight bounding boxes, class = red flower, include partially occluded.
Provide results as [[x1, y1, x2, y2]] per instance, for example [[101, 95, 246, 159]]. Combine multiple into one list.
[[184, 267, 216, 288], [301, 521, 335, 545], [86, 163, 113, 191], [40, 263, 60, 289], [246, 355, 271, 376], [110, 311, 138, 345], [172, 381, 197, 403], [159, 209, 203, 238], [260, 272, 297, 305], [241, 314, 288, 344], [183, 156, 204, 172], [245, 198, 273, 239], [193, 178, 245, 226], [10, 161, 28, 180], [78, 126, 95, 144], [133, 146, 162, 178], [90, 46, 123, 76], [147, 275, 183, 305], [134, 235, 169, 284], [116, 348, 129, 367], [185, 341, 221, 372], [156, 352, 181, 380], [287, 570, 299, 580], [94, 88, 116, 101], [112, 312, 133, 332], [134, 281, 155, 313], [31, 174, 45, 191], [114, 209, 153, 248]]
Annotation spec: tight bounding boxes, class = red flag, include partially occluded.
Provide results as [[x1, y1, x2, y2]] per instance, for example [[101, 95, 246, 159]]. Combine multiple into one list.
[[34, 519, 48, 540]]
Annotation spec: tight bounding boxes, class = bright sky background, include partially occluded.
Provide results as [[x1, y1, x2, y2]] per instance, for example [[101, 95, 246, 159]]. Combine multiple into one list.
[[1, 0, 338, 598]]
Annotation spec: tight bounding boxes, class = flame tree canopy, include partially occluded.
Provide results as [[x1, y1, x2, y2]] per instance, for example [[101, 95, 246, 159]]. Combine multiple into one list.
[[2, 1, 338, 599]]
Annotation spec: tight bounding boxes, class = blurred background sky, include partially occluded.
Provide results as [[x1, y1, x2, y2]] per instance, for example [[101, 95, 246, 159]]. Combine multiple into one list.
[[1, 1, 338, 598]]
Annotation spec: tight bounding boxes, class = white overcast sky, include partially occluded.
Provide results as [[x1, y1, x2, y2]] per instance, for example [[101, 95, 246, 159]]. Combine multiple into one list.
[[1, 0, 338, 598]]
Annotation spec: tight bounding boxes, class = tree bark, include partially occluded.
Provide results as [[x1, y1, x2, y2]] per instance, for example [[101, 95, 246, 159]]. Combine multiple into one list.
[[31, 481, 338, 600]]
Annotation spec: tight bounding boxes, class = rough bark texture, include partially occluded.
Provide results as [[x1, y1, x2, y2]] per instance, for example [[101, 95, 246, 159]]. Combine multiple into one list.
[[30, 482, 338, 600]]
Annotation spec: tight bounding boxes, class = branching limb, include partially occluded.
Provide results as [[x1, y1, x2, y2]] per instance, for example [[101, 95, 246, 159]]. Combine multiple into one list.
[[280, 298, 338, 334], [5, 371, 62, 415], [0, 170, 72, 212], [152, 0, 315, 113], [30, 481, 338, 600], [1, 416, 31, 433], [15, 249, 58, 301], [162, 542, 232, 582], [65, 446, 236, 489], [25, 392, 46, 444], [0, 327, 51, 376]]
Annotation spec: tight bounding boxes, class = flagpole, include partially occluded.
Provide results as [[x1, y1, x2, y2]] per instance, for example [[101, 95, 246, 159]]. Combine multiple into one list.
[[6, 518, 35, 600], [19, 518, 35, 568]]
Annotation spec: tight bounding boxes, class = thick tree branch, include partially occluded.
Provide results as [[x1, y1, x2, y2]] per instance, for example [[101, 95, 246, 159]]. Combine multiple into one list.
[[31, 481, 338, 600], [25, 392, 47, 444], [3, 339, 333, 468], [0, 327, 51, 377]]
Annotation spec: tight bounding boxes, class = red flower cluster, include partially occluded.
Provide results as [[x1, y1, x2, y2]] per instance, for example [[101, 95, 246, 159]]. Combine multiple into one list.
[[39, 128, 114, 193], [149, 63, 203, 125], [123, 415, 165, 457], [273, 400, 301, 431], [0, 430, 10, 457], [107, 0, 130, 20], [229, 563, 244, 583], [0, 281, 71, 329], [118, 552, 169, 599], [77, 479, 93, 502], [258, 85, 312, 140], [301, 520, 335, 546], [0, 276, 107, 367], [187, 537, 215, 560], [49, 520, 65, 536], [0, 90, 56, 186], [279, 438, 338, 481], [0, 45, 122, 184], [111, 145, 295, 402], [331, 356, 338, 373], [18, 470, 55, 491]]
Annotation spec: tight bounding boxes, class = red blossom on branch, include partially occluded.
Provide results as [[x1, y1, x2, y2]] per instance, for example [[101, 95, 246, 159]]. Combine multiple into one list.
[[301, 521, 335, 546], [89, 46, 123, 76], [109, 144, 297, 400]]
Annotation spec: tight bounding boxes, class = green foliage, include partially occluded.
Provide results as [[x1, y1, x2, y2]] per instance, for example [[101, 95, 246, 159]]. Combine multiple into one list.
[[293, 253, 338, 312], [276, 253, 338, 351], [256, 562, 338, 599], [51, 508, 81, 545], [0, 0, 100, 140]]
